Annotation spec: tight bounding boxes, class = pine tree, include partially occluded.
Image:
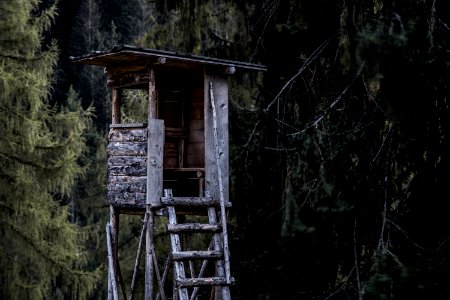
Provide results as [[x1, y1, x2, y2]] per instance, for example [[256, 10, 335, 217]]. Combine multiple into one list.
[[0, 1, 100, 299], [68, 0, 116, 126]]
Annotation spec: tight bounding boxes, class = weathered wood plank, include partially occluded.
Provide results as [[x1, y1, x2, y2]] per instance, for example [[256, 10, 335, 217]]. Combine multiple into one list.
[[165, 127, 188, 138], [160, 196, 231, 207], [209, 79, 233, 286], [111, 89, 121, 124], [171, 250, 223, 261], [108, 175, 147, 184], [108, 156, 147, 167], [167, 223, 221, 233], [107, 142, 147, 156], [107, 191, 146, 206], [189, 119, 204, 130], [189, 107, 204, 120], [188, 130, 204, 143], [110, 123, 147, 128], [146, 119, 164, 206], [186, 142, 204, 154], [105, 64, 148, 76], [177, 277, 232, 288], [107, 177, 147, 193], [109, 127, 147, 142], [204, 74, 229, 203], [108, 165, 147, 176], [107, 72, 150, 88]]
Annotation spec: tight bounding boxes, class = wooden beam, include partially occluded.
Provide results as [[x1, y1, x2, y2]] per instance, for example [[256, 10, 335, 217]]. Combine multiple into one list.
[[148, 67, 157, 118], [106, 223, 119, 300], [146, 119, 164, 206], [108, 72, 150, 88], [111, 88, 121, 124], [145, 211, 155, 300]]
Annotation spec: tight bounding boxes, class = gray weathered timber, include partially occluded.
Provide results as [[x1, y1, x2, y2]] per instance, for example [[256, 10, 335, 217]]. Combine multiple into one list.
[[146, 119, 164, 206], [165, 190, 190, 300], [207, 206, 232, 300], [107, 191, 146, 206], [112, 88, 121, 124], [109, 127, 147, 142], [129, 214, 147, 300], [108, 176, 147, 193], [160, 196, 232, 207], [107, 125, 150, 207], [108, 165, 147, 176], [209, 81, 232, 287], [145, 210, 155, 300], [107, 141, 147, 156], [177, 277, 230, 288], [204, 74, 229, 204], [166, 223, 221, 233], [108, 156, 147, 167], [106, 223, 119, 300], [171, 250, 223, 261], [108, 72, 150, 88]]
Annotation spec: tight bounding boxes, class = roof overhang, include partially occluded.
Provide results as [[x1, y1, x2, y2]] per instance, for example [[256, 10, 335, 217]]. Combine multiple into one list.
[[70, 44, 267, 73]]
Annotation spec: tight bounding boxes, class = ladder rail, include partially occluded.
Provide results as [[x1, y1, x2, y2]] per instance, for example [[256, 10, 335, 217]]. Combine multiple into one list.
[[165, 190, 190, 300]]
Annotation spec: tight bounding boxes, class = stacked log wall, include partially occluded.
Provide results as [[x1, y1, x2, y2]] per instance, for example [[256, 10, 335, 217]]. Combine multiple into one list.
[[107, 124, 148, 208]]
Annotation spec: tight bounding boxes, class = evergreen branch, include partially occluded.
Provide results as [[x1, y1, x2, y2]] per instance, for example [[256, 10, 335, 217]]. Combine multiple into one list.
[[0, 150, 64, 171], [0, 52, 47, 61], [2, 219, 61, 267]]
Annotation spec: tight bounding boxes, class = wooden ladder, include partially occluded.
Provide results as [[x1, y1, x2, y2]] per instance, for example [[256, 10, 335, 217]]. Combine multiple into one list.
[[162, 189, 232, 300]]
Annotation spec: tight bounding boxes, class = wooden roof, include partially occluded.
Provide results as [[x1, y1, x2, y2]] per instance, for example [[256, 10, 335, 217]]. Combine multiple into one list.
[[70, 44, 267, 72]]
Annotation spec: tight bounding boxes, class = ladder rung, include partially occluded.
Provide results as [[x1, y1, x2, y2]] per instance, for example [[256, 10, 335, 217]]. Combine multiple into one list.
[[177, 277, 233, 287], [172, 250, 223, 261], [161, 196, 232, 207], [167, 223, 221, 233]]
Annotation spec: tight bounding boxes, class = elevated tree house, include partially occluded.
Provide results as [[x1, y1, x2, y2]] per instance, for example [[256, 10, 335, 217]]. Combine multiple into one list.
[[71, 45, 266, 300]]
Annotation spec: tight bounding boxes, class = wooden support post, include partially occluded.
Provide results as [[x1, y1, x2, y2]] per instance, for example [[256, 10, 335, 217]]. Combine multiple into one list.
[[112, 88, 121, 124], [106, 223, 119, 300], [129, 214, 148, 300], [148, 67, 157, 119], [145, 210, 155, 300], [209, 81, 232, 286], [145, 65, 164, 300], [109, 206, 127, 300], [156, 255, 172, 300]]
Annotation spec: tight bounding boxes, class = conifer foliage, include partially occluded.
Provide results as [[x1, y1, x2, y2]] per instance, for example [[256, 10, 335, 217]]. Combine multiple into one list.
[[0, 1, 99, 299]]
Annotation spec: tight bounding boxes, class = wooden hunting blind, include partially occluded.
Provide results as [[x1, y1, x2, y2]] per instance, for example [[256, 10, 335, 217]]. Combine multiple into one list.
[[71, 45, 266, 300]]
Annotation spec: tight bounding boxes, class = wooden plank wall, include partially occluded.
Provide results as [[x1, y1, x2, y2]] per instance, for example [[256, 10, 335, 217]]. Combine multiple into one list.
[[107, 125, 148, 208], [186, 86, 205, 168]]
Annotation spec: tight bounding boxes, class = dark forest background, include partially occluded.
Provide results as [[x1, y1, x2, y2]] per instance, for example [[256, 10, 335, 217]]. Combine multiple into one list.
[[1, 0, 450, 299]]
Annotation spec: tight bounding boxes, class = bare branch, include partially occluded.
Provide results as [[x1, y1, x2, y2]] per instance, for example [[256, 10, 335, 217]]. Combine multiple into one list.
[[371, 123, 393, 165], [250, 0, 281, 60], [322, 266, 355, 300], [289, 61, 366, 137], [354, 220, 364, 300], [264, 39, 332, 113]]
